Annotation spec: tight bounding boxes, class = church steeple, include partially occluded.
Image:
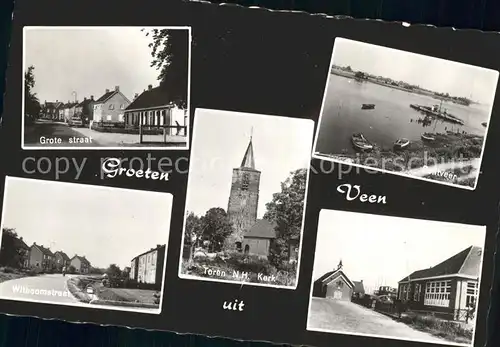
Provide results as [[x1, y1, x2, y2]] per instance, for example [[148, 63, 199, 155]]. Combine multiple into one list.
[[240, 130, 255, 169]]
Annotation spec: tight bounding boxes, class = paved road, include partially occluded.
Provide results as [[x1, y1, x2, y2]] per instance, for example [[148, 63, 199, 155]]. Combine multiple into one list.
[[0, 274, 78, 303], [24, 121, 99, 147], [308, 298, 446, 343]]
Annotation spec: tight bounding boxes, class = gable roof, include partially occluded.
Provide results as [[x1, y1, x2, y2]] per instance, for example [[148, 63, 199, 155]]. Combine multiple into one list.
[[353, 281, 365, 294], [71, 255, 91, 265], [76, 98, 94, 108], [399, 246, 482, 283], [13, 237, 29, 250], [244, 219, 277, 239], [32, 244, 54, 257], [55, 251, 70, 261], [315, 268, 355, 289], [125, 86, 173, 111], [94, 89, 131, 104]]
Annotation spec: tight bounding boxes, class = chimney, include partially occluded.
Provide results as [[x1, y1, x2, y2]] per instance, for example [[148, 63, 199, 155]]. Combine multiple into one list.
[[361, 280, 363, 283], [33, 242, 36, 245], [148, 84, 152, 91], [115, 86, 119, 92], [84, 97, 87, 101], [105, 89, 110, 94], [90, 95, 94, 100], [56, 99, 58, 103], [20, 237, 23, 240], [134, 93, 139, 100], [156, 244, 161, 249]]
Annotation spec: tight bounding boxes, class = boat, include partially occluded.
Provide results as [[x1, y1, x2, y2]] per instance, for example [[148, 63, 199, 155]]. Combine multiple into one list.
[[351, 133, 374, 151], [482, 122, 487, 128], [421, 133, 436, 141], [394, 138, 410, 149], [361, 104, 375, 110]]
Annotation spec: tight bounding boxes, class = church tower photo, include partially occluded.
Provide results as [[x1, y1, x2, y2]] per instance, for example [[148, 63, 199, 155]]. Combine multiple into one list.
[[226, 133, 261, 249]]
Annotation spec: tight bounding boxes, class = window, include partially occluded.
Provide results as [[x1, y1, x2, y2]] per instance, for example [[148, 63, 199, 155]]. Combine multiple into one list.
[[413, 283, 421, 301], [466, 281, 479, 307], [424, 280, 451, 307], [106, 115, 112, 121], [109, 104, 114, 110], [118, 114, 124, 122], [120, 104, 124, 110], [241, 173, 250, 190]]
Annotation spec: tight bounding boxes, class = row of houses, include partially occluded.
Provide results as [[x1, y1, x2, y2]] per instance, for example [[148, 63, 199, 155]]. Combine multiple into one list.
[[13, 234, 91, 274], [129, 244, 166, 290], [313, 246, 482, 322], [41, 84, 188, 135]]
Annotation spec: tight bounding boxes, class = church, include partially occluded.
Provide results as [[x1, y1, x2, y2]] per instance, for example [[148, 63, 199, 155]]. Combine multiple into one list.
[[225, 133, 299, 262]]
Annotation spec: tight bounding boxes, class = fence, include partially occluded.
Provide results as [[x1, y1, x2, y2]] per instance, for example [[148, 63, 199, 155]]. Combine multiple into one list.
[[139, 124, 188, 144]]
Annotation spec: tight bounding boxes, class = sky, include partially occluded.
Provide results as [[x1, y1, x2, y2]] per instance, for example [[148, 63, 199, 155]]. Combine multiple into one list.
[[1, 177, 172, 269], [186, 109, 314, 218], [23, 27, 177, 103], [331, 37, 499, 105], [312, 209, 486, 293]]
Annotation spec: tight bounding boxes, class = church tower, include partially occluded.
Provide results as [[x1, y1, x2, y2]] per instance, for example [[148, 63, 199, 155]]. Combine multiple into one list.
[[226, 132, 261, 249]]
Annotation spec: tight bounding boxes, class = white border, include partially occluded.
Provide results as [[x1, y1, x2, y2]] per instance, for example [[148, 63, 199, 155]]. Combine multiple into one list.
[[306, 209, 487, 347], [177, 108, 314, 290], [0, 176, 173, 315], [311, 37, 499, 191], [21, 26, 192, 151]]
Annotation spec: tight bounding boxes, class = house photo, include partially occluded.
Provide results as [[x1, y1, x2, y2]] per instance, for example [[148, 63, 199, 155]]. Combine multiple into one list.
[[22, 26, 191, 149], [179, 108, 313, 289], [307, 209, 486, 346], [0, 176, 173, 314]]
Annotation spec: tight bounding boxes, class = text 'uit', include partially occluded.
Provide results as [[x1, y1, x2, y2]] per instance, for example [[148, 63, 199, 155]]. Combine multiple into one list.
[[223, 299, 245, 311]]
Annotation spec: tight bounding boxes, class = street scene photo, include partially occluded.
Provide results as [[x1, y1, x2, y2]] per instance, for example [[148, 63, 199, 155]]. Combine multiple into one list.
[[23, 26, 190, 149], [179, 109, 313, 288], [0, 177, 172, 314], [313, 37, 499, 189], [307, 209, 486, 346]]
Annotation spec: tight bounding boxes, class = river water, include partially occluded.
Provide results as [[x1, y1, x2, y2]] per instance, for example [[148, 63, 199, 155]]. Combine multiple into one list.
[[315, 74, 492, 155]]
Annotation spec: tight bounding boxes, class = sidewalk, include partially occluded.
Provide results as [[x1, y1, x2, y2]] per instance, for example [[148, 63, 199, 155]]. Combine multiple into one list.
[[72, 126, 187, 147]]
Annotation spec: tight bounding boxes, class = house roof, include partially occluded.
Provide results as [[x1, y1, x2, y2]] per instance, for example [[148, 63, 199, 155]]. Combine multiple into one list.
[[315, 268, 355, 289], [76, 98, 94, 108], [33, 244, 54, 257], [71, 255, 91, 265], [399, 246, 482, 282], [132, 244, 166, 261], [55, 251, 70, 261], [244, 219, 277, 239], [95, 91, 117, 103], [353, 281, 365, 294], [13, 237, 29, 250], [125, 86, 173, 111]]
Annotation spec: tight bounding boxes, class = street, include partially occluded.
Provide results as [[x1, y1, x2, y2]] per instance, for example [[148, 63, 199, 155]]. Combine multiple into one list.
[[0, 274, 78, 304], [24, 121, 99, 147], [308, 298, 446, 343]]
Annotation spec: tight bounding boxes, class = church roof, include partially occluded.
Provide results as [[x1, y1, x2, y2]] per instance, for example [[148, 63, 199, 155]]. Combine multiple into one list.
[[240, 137, 256, 169]]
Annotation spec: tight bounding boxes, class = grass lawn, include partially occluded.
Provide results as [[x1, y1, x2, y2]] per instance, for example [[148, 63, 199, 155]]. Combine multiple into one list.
[[97, 287, 159, 305]]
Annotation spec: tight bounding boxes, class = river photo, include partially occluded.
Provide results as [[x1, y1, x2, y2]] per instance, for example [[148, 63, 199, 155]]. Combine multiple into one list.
[[313, 38, 499, 189]]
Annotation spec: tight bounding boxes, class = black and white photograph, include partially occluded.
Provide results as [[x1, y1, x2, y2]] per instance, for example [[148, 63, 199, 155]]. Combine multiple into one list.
[[0, 177, 172, 314], [313, 38, 499, 190], [307, 209, 486, 346], [178, 109, 313, 289], [22, 26, 191, 149]]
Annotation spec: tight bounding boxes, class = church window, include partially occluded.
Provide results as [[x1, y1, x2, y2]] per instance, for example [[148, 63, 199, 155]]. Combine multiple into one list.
[[241, 173, 249, 190]]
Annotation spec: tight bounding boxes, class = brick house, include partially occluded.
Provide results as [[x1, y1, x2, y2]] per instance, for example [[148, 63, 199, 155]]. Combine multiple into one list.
[[70, 255, 91, 274], [63, 101, 79, 123], [123, 84, 187, 136], [129, 244, 166, 290], [352, 280, 366, 299], [92, 86, 131, 123], [75, 96, 95, 123], [54, 251, 71, 271], [225, 135, 300, 261], [397, 245, 482, 321], [29, 243, 55, 270], [312, 261, 355, 301], [42, 101, 63, 120]]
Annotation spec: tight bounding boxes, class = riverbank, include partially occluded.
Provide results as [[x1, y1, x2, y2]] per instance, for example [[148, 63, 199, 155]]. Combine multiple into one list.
[[316, 132, 483, 188]]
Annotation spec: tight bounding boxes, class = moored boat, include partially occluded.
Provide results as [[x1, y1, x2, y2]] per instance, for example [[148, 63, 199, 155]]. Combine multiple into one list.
[[394, 138, 410, 149], [351, 133, 374, 151], [421, 132, 436, 141], [361, 104, 375, 110]]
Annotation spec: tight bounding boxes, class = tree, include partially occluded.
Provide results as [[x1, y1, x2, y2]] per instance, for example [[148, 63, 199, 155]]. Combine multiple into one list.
[[264, 168, 307, 268], [200, 208, 234, 252], [24, 65, 41, 120], [0, 228, 26, 269], [185, 212, 203, 263], [146, 28, 189, 109], [106, 264, 122, 279]]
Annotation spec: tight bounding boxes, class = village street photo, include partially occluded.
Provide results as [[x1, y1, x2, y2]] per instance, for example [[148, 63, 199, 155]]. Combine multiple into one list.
[[178, 109, 313, 289], [307, 209, 486, 346], [22, 26, 190, 149], [0, 177, 172, 314], [313, 38, 499, 189]]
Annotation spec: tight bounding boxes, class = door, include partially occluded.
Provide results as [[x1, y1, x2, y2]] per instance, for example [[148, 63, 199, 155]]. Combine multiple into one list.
[[244, 244, 250, 254]]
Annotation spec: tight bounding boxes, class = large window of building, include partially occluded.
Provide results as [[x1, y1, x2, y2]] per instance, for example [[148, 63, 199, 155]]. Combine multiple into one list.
[[413, 283, 422, 301], [466, 281, 479, 307], [424, 280, 451, 307]]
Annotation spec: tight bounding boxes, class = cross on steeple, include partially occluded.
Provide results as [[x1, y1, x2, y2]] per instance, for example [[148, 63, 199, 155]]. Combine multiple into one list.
[[337, 259, 343, 270]]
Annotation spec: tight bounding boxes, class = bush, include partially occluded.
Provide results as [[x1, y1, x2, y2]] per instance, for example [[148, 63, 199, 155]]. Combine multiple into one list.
[[1, 267, 16, 274], [400, 314, 473, 340]]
